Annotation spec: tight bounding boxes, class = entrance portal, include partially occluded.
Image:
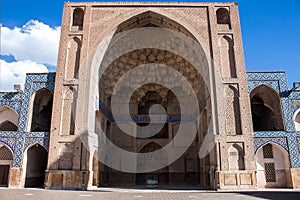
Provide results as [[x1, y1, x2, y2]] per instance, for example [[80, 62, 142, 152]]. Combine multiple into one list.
[[25, 145, 48, 188], [0, 144, 13, 187]]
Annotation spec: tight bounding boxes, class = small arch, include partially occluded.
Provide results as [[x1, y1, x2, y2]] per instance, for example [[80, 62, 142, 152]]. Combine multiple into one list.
[[0, 121, 18, 131], [228, 143, 245, 170], [255, 141, 289, 155], [250, 85, 284, 131], [216, 8, 231, 26], [29, 88, 53, 132], [0, 106, 19, 130], [72, 8, 84, 30], [66, 37, 81, 79], [61, 87, 77, 135], [0, 143, 13, 187], [223, 36, 236, 78], [24, 144, 48, 188], [0, 142, 14, 156], [139, 142, 162, 153], [293, 108, 300, 131], [137, 142, 169, 185]]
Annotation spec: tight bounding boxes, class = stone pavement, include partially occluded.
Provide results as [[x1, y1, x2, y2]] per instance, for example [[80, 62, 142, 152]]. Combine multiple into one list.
[[0, 188, 300, 200]]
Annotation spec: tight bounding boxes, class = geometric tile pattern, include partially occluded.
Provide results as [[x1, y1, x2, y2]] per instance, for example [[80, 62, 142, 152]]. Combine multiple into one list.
[[0, 73, 55, 167], [248, 71, 300, 168], [0, 136, 17, 152], [24, 137, 50, 152], [1, 71, 300, 169], [254, 137, 288, 153]]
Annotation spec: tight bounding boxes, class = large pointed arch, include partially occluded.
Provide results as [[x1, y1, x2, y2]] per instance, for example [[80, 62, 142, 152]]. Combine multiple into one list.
[[250, 84, 284, 131], [85, 9, 215, 189]]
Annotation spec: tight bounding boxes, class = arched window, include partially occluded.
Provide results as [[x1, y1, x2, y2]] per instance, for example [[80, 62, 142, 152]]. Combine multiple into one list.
[[216, 8, 231, 25], [0, 121, 18, 131], [294, 109, 300, 131], [72, 8, 84, 30], [250, 85, 284, 131], [255, 143, 291, 188], [0, 106, 19, 131], [30, 88, 53, 132]]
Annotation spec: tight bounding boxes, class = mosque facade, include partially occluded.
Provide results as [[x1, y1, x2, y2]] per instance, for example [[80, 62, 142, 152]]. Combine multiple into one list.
[[0, 2, 300, 190]]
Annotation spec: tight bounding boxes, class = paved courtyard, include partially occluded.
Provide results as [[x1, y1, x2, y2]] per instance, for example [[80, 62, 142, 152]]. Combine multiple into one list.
[[0, 188, 299, 200]]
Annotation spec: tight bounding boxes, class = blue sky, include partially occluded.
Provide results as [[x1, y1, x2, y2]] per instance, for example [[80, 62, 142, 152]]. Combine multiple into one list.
[[1, 0, 300, 89]]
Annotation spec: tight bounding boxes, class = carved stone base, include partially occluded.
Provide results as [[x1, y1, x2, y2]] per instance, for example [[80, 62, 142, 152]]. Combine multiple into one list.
[[218, 170, 257, 190], [290, 168, 300, 189], [45, 170, 89, 190]]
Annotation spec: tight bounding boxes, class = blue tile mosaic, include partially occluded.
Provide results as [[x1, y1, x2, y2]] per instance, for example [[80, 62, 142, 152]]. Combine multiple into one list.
[[248, 71, 300, 168], [0, 73, 55, 167], [1, 71, 300, 169]]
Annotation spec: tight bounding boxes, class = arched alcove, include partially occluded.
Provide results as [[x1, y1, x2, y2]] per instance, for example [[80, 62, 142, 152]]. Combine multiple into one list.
[[225, 85, 241, 135], [219, 35, 237, 78], [216, 8, 231, 29], [255, 143, 291, 188], [250, 85, 284, 131], [137, 142, 169, 185], [72, 8, 84, 30], [66, 37, 81, 79], [30, 88, 53, 132], [0, 143, 13, 187], [24, 144, 48, 188], [228, 143, 245, 170], [61, 87, 77, 135], [294, 109, 300, 131], [0, 106, 19, 131]]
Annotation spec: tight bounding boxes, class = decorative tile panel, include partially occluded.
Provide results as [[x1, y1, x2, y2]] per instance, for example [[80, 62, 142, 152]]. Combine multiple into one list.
[[0, 73, 55, 167], [254, 137, 288, 153]]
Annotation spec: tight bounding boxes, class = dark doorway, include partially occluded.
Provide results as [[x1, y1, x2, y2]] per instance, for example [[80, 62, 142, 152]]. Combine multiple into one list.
[[0, 165, 10, 186], [250, 85, 284, 131], [25, 145, 48, 188]]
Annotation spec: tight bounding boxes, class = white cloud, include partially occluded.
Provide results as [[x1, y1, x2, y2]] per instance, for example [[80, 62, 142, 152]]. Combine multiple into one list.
[[0, 59, 48, 91], [1, 20, 61, 66]]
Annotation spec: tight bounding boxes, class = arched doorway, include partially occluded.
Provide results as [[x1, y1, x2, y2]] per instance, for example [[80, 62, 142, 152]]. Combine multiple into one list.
[[0, 143, 13, 187], [256, 143, 292, 188], [137, 142, 169, 185], [29, 88, 53, 132], [24, 144, 48, 188], [250, 85, 284, 131], [294, 109, 300, 131]]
